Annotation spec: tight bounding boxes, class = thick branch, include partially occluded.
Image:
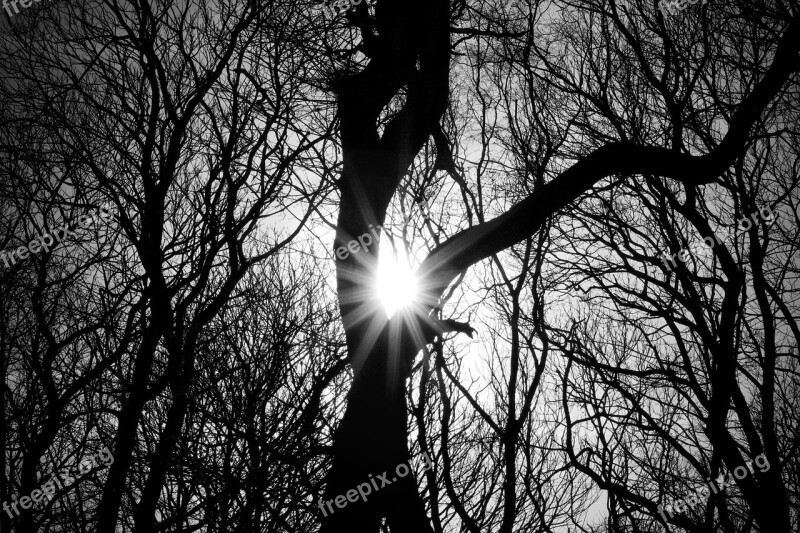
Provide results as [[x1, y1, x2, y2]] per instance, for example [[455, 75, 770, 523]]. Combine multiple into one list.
[[417, 13, 800, 301]]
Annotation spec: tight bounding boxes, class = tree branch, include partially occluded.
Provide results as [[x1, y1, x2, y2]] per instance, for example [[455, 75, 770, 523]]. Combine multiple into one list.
[[417, 13, 800, 304]]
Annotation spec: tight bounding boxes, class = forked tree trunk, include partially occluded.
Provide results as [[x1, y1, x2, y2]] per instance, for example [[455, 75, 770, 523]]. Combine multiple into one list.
[[320, 0, 451, 531]]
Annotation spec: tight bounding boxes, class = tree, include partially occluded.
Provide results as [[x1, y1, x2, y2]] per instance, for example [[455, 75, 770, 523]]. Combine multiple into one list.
[[321, 0, 800, 532], [2, 0, 798, 531], [1, 1, 336, 531]]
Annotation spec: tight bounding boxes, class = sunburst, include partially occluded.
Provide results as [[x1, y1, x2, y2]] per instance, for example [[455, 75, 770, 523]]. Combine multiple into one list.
[[376, 244, 418, 318]]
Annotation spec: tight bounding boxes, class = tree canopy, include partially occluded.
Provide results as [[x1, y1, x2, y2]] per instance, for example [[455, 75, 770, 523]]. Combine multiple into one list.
[[1, 0, 798, 532]]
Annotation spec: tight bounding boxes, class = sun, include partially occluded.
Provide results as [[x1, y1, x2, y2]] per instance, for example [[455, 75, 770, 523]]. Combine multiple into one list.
[[376, 245, 418, 318]]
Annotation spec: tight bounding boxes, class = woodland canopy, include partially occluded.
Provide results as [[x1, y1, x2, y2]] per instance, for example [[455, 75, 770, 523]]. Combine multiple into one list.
[[0, 0, 798, 532]]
